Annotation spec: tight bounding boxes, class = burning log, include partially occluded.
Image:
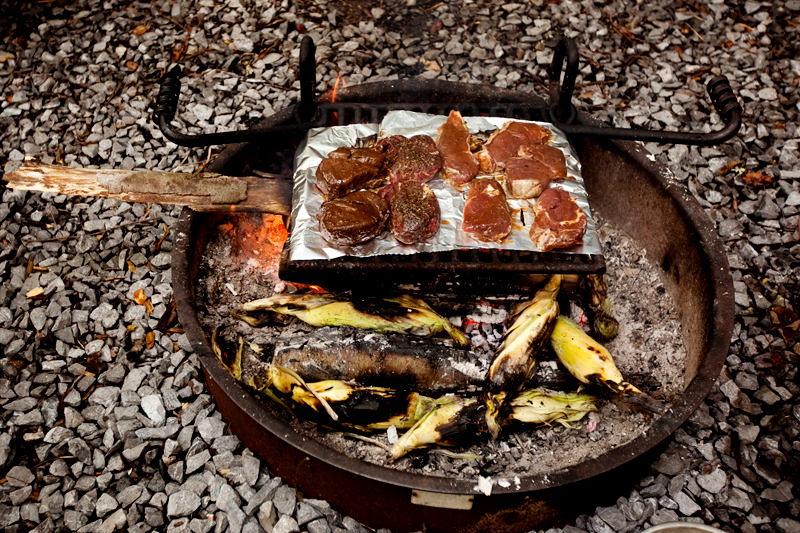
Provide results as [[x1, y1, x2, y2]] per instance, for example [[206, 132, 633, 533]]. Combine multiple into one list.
[[2, 161, 292, 215], [269, 327, 482, 394]]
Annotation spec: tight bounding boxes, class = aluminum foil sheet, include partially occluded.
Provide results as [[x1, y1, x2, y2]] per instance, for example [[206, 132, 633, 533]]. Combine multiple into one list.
[[289, 110, 602, 261]]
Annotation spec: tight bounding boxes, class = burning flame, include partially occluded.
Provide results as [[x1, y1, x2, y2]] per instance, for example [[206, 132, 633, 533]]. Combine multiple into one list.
[[330, 75, 347, 126], [220, 214, 326, 294], [331, 75, 345, 103], [221, 213, 288, 284]]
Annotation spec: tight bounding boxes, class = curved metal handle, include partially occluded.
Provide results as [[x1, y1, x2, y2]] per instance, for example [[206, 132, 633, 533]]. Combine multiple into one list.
[[547, 38, 742, 146], [154, 36, 322, 147]]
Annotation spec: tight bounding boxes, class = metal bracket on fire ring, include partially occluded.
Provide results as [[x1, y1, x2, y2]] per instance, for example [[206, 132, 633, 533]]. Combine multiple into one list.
[[411, 490, 474, 510]]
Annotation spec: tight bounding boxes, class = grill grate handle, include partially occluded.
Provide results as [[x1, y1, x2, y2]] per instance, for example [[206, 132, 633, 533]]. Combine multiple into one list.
[[548, 38, 742, 146], [153, 37, 324, 147]]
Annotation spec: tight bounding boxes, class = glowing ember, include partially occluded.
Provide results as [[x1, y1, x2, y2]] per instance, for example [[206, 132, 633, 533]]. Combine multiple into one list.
[[220, 214, 325, 294], [220, 213, 287, 286]]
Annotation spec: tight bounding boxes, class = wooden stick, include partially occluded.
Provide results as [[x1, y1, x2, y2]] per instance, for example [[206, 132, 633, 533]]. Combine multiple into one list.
[[3, 161, 292, 216]]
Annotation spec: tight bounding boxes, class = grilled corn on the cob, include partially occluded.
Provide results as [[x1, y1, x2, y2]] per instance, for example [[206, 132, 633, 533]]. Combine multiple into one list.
[[391, 396, 485, 460], [241, 293, 467, 346], [550, 315, 639, 394], [484, 275, 561, 438], [508, 388, 596, 428]]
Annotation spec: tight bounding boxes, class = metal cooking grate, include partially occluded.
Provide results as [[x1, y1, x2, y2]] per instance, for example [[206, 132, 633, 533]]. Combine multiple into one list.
[[279, 101, 605, 293]]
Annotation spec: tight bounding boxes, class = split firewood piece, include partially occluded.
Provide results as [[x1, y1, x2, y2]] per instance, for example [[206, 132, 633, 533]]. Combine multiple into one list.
[[2, 161, 292, 215]]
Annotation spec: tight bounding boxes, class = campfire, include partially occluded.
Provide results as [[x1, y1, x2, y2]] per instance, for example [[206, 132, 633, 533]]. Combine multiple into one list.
[[3, 36, 738, 533], [167, 38, 736, 533]]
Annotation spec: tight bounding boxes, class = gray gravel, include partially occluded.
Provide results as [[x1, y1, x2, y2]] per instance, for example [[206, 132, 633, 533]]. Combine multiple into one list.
[[0, 0, 798, 533]]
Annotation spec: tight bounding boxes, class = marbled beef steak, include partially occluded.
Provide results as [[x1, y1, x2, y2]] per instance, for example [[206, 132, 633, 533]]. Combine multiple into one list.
[[436, 110, 479, 187], [476, 121, 551, 172], [462, 178, 512, 243], [318, 190, 389, 246], [505, 144, 568, 199], [530, 188, 587, 252]]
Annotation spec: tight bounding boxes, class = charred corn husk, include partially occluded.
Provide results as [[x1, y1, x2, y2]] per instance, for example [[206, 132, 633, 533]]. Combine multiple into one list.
[[211, 328, 243, 381], [550, 315, 639, 394], [484, 275, 561, 438], [241, 293, 467, 346], [291, 381, 425, 428], [362, 392, 438, 431], [261, 367, 436, 430], [508, 388, 596, 428], [586, 274, 620, 341], [391, 396, 485, 460]]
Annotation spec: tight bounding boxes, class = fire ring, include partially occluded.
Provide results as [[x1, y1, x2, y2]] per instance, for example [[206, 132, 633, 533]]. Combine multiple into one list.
[[171, 80, 733, 533]]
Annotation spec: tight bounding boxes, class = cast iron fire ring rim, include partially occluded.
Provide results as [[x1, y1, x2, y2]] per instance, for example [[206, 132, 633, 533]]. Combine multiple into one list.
[[171, 78, 734, 495]]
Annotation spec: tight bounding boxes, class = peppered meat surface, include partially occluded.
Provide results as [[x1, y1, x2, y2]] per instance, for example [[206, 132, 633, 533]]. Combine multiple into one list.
[[315, 147, 385, 200], [318, 190, 390, 246], [530, 188, 587, 252], [476, 121, 552, 172], [436, 110, 479, 187], [505, 144, 568, 199], [462, 178, 512, 243], [375, 134, 443, 184], [388, 181, 441, 244]]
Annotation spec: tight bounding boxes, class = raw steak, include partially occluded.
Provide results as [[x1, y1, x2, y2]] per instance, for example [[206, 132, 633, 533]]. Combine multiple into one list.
[[318, 190, 389, 246], [388, 182, 441, 244], [530, 188, 587, 252], [376, 134, 443, 184], [462, 178, 512, 243], [476, 121, 551, 172], [436, 110, 479, 187], [315, 148, 384, 200], [505, 144, 568, 199]]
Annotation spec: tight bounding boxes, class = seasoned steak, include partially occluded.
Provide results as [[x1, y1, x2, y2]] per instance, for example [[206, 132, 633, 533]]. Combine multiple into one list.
[[462, 178, 512, 243], [376, 134, 443, 184], [436, 110, 479, 187], [476, 121, 551, 172], [328, 146, 385, 167], [530, 188, 587, 252], [388, 182, 441, 244], [315, 147, 385, 200], [505, 144, 568, 199], [318, 190, 389, 246]]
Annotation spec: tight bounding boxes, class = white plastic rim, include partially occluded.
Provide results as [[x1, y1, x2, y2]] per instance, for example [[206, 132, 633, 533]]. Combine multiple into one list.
[[643, 522, 726, 533]]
